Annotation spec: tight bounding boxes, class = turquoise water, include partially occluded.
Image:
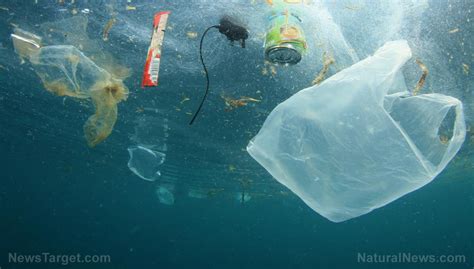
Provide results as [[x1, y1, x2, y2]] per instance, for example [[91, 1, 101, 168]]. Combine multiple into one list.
[[0, 0, 473, 268]]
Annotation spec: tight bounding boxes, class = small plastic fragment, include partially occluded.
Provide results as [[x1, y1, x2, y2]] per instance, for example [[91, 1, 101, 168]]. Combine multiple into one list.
[[312, 52, 335, 85], [413, 59, 428, 95], [156, 185, 174, 205], [221, 95, 261, 111], [462, 63, 469, 75], [236, 192, 252, 203], [102, 18, 116, 41], [344, 5, 362, 11], [188, 189, 208, 199], [186, 32, 198, 39]]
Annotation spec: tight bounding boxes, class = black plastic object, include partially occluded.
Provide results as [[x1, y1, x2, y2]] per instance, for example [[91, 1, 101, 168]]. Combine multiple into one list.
[[218, 17, 249, 48], [189, 17, 249, 125]]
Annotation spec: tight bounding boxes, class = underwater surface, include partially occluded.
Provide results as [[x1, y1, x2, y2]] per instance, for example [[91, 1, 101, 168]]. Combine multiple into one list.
[[0, 0, 473, 268]]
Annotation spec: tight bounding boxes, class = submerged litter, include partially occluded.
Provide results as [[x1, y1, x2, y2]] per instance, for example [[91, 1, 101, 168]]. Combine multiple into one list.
[[188, 189, 209, 199], [248, 40, 466, 222], [312, 52, 335, 85], [186, 31, 198, 39], [12, 26, 128, 147], [413, 59, 428, 95], [236, 192, 252, 204], [264, 0, 308, 65], [448, 28, 460, 34], [188, 16, 249, 125], [130, 115, 169, 152], [221, 95, 261, 111], [127, 145, 165, 181], [156, 185, 175, 205], [102, 18, 117, 41], [142, 11, 170, 87], [11, 28, 41, 61], [462, 63, 469, 75]]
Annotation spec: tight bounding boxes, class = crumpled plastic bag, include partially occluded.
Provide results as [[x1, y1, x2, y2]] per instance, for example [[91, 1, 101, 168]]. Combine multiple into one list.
[[247, 40, 466, 222], [12, 30, 128, 147], [30, 45, 128, 147]]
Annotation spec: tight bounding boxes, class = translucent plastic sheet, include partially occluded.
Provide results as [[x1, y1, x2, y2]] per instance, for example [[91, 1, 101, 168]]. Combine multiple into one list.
[[247, 40, 466, 222], [38, 15, 130, 79], [11, 28, 42, 60], [128, 115, 168, 181], [84, 81, 127, 147], [28, 45, 128, 147], [156, 184, 175, 205], [188, 189, 208, 199], [29, 45, 115, 98], [130, 115, 169, 152], [128, 145, 166, 182], [11, 15, 130, 147], [235, 192, 251, 203]]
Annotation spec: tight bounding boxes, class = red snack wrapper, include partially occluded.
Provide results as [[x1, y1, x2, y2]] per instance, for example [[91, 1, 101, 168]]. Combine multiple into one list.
[[142, 11, 170, 88]]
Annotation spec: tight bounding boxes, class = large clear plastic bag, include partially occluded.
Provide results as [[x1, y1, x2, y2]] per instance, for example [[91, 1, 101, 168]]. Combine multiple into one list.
[[247, 40, 466, 223]]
